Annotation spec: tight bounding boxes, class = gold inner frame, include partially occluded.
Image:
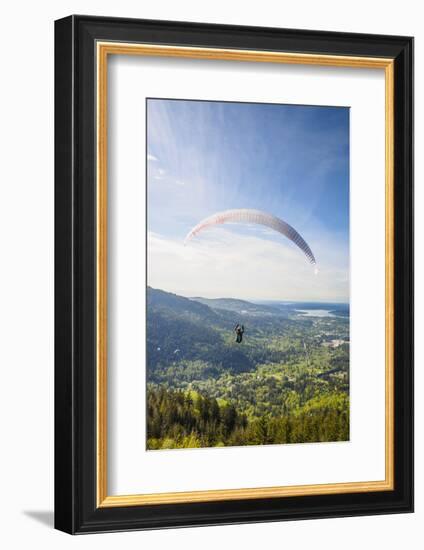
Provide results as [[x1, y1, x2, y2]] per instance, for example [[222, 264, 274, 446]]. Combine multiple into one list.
[[96, 42, 395, 508]]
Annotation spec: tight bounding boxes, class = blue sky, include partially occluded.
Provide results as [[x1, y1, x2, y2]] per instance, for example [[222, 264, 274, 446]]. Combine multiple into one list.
[[147, 98, 349, 302]]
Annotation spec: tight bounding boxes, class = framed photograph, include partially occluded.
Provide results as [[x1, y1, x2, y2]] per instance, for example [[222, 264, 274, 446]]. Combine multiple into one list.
[[54, 15, 413, 534]]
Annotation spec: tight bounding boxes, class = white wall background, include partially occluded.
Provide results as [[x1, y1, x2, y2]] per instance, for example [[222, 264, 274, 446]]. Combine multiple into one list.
[[0, 0, 420, 548]]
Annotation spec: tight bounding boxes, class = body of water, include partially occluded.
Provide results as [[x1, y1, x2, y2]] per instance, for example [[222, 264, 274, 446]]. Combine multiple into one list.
[[295, 309, 337, 318]]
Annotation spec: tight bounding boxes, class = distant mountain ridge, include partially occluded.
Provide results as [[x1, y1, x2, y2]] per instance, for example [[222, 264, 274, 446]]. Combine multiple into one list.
[[146, 287, 291, 378], [189, 296, 284, 317], [147, 286, 219, 322]]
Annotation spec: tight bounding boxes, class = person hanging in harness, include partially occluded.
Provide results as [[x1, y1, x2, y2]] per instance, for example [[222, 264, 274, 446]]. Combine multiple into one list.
[[234, 324, 245, 343]]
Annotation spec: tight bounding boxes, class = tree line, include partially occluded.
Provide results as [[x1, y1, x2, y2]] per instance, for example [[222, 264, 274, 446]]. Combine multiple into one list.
[[147, 386, 349, 450]]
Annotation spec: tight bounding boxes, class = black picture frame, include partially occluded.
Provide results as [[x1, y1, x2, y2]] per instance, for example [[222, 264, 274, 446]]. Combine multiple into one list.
[[55, 14, 414, 534]]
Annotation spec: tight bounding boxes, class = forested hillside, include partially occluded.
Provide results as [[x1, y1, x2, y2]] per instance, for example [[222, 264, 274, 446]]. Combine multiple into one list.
[[146, 287, 350, 450]]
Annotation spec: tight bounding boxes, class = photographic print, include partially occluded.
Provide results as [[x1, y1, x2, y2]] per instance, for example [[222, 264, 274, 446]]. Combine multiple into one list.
[[55, 18, 413, 532], [146, 98, 350, 451]]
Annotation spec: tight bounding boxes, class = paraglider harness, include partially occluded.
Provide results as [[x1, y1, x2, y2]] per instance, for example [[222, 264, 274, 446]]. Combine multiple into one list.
[[234, 324, 245, 343]]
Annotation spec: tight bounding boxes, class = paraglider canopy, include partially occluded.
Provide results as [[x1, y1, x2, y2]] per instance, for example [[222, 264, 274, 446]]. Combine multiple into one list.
[[185, 208, 317, 268]]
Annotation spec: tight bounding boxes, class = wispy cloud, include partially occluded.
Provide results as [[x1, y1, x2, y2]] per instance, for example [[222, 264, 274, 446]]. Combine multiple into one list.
[[147, 153, 158, 162], [147, 228, 348, 302]]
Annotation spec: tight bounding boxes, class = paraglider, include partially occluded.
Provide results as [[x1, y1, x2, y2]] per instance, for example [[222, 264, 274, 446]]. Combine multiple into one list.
[[234, 324, 245, 343], [185, 209, 316, 343], [184, 209, 316, 268]]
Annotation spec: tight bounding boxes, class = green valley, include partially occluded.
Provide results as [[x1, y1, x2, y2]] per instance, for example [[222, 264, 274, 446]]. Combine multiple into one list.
[[146, 287, 349, 450]]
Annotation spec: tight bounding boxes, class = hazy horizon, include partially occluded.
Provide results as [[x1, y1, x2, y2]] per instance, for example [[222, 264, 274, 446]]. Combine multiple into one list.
[[148, 285, 349, 306]]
